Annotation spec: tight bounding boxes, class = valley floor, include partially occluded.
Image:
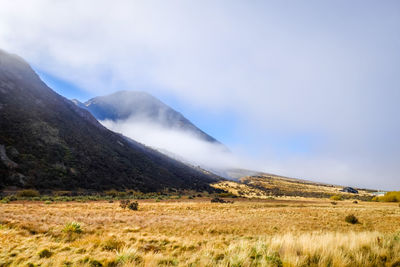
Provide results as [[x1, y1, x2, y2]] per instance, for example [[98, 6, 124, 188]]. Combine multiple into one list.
[[1, 198, 400, 266]]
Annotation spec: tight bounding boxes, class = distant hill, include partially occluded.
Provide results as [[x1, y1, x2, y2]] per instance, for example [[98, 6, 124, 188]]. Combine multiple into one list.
[[0, 49, 219, 191], [212, 174, 375, 200], [80, 90, 221, 144]]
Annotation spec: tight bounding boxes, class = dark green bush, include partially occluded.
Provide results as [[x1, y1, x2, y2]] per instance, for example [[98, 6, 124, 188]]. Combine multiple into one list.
[[128, 201, 139, 211], [345, 214, 359, 224], [119, 200, 138, 210], [38, 249, 52, 258]]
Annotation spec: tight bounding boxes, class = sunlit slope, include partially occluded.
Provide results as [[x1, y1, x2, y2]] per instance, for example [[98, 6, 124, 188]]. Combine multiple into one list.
[[212, 174, 374, 199]]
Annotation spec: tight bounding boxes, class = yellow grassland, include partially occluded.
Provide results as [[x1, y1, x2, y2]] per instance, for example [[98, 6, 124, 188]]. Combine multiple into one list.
[[1, 198, 400, 266]]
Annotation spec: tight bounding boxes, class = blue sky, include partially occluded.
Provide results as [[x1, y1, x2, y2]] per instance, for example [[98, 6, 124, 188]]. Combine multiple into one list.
[[1, 0, 400, 189]]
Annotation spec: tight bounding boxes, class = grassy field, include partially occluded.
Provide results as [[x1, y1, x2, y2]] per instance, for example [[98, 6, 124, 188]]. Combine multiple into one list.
[[1, 198, 400, 266]]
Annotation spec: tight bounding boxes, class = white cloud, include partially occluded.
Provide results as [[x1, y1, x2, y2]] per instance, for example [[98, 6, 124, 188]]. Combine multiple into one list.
[[100, 118, 242, 172], [0, 0, 399, 189]]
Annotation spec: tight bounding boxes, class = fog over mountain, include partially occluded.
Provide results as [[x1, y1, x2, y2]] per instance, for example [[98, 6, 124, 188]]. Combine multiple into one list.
[[77, 91, 239, 173], [83, 90, 221, 144]]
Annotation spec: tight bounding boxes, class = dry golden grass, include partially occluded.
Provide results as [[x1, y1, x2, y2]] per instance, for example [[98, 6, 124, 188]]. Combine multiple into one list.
[[212, 175, 373, 199], [1, 198, 400, 266]]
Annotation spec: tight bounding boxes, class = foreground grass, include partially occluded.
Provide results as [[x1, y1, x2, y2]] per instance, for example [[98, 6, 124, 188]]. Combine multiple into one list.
[[1, 199, 400, 266]]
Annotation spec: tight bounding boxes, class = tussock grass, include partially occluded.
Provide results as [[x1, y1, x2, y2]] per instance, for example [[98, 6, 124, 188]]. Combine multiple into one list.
[[63, 222, 83, 234], [0, 199, 400, 266]]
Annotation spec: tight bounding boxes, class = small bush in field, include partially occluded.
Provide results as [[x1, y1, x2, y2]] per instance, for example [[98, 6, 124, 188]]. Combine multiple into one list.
[[17, 189, 40, 198], [345, 214, 359, 224], [353, 200, 358, 204], [128, 201, 139, 210], [120, 200, 138, 210], [331, 201, 337, 205], [38, 248, 52, 258], [63, 222, 82, 234]]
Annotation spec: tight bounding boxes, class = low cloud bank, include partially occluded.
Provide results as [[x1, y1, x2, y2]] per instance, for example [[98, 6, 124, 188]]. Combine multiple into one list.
[[101, 117, 243, 172]]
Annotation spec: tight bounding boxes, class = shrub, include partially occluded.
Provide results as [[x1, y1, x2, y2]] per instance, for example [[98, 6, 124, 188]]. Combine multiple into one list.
[[63, 222, 82, 234], [17, 189, 40, 198], [353, 200, 358, 204], [331, 201, 337, 205], [345, 214, 359, 224], [128, 201, 139, 210], [330, 195, 343, 201], [1, 195, 17, 203], [38, 249, 52, 258], [119, 200, 138, 210]]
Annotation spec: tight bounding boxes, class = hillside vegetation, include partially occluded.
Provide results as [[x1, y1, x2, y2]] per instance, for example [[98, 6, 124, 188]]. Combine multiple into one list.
[[373, 191, 400, 202], [212, 174, 374, 200]]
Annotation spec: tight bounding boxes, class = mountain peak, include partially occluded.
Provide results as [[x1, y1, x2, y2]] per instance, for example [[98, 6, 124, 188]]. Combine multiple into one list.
[[83, 90, 221, 144]]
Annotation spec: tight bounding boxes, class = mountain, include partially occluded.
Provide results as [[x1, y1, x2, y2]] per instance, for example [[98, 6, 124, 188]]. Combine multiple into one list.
[[82, 90, 221, 144], [0, 49, 220, 191]]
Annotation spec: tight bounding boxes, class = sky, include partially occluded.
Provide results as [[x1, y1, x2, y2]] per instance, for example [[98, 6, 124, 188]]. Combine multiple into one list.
[[0, 0, 399, 189]]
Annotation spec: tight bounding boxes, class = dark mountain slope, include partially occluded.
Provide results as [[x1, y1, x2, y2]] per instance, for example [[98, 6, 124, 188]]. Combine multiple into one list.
[[83, 90, 221, 144], [0, 49, 218, 191]]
